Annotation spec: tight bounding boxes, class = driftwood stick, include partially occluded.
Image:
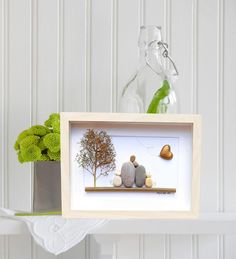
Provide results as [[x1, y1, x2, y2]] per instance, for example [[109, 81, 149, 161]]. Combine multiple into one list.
[[85, 187, 176, 193]]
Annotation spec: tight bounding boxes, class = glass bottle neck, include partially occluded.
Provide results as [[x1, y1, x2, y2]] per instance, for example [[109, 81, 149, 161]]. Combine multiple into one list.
[[138, 49, 147, 68], [138, 47, 163, 73]]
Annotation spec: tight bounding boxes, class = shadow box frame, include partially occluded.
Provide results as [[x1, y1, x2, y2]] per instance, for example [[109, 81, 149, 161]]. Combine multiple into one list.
[[61, 112, 201, 219]]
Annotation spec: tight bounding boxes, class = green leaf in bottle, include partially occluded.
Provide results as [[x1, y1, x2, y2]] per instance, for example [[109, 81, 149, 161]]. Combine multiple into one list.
[[146, 79, 170, 114]]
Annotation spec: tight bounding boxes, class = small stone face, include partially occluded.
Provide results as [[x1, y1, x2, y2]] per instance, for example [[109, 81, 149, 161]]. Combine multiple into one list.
[[135, 165, 146, 187], [130, 155, 136, 162], [121, 161, 135, 187]]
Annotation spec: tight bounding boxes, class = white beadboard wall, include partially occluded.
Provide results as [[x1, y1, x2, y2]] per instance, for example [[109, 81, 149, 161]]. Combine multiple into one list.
[[0, 0, 236, 258]]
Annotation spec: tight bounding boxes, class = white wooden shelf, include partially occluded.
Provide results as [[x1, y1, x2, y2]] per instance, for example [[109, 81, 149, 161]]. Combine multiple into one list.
[[0, 218, 28, 235], [92, 213, 236, 235], [1, 213, 236, 235]]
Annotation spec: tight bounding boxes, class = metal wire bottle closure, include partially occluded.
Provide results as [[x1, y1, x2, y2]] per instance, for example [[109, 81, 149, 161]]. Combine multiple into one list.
[[122, 40, 178, 97], [147, 40, 179, 76]]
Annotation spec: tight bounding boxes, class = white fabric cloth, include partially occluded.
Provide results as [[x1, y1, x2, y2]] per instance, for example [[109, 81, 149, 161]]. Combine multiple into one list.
[[0, 208, 109, 255]]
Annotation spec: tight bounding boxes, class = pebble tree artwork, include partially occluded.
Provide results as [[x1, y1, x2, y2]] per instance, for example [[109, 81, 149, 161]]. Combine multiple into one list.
[[76, 129, 116, 187], [76, 129, 176, 194]]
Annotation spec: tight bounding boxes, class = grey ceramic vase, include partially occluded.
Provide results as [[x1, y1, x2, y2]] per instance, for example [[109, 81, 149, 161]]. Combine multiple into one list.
[[33, 161, 61, 212]]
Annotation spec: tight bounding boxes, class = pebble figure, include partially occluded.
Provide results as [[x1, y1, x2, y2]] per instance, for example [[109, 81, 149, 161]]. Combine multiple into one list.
[[145, 173, 153, 188], [121, 161, 135, 187], [135, 165, 146, 187], [113, 170, 122, 187]]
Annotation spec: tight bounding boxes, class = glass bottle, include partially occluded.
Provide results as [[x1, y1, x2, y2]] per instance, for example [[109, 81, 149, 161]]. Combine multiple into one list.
[[119, 26, 178, 113]]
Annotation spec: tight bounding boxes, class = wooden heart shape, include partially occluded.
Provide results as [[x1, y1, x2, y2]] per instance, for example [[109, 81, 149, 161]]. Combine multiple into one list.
[[160, 145, 173, 160]]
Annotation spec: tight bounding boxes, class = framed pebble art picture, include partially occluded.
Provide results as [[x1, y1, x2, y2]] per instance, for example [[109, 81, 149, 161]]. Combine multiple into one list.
[[61, 112, 201, 219]]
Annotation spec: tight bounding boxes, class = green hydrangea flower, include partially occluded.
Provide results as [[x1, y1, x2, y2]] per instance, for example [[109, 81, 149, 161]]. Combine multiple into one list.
[[51, 120, 60, 133], [38, 137, 47, 150], [18, 152, 24, 163], [14, 141, 20, 151], [28, 125, 48, 136], [39, 154, 50, 161], [44, 119, 51, 128], [17, 130, 29, 143], [43, 133, 60, 152], [44, 113, 60, 128], [20, 135, 39, 149], [49, 113, 60, 120], [47, 150, 60, 161], [21, 145, 42, 162], [46, 127, 51, 133], [14, 113, 61, 163]]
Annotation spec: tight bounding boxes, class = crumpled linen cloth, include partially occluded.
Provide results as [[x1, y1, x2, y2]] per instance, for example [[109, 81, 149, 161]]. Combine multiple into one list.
[[0, 208, 109, 255]]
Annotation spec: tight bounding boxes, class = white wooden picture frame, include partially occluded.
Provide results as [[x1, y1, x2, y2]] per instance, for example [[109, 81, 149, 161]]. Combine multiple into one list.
[[61, 112, 201, 219]]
